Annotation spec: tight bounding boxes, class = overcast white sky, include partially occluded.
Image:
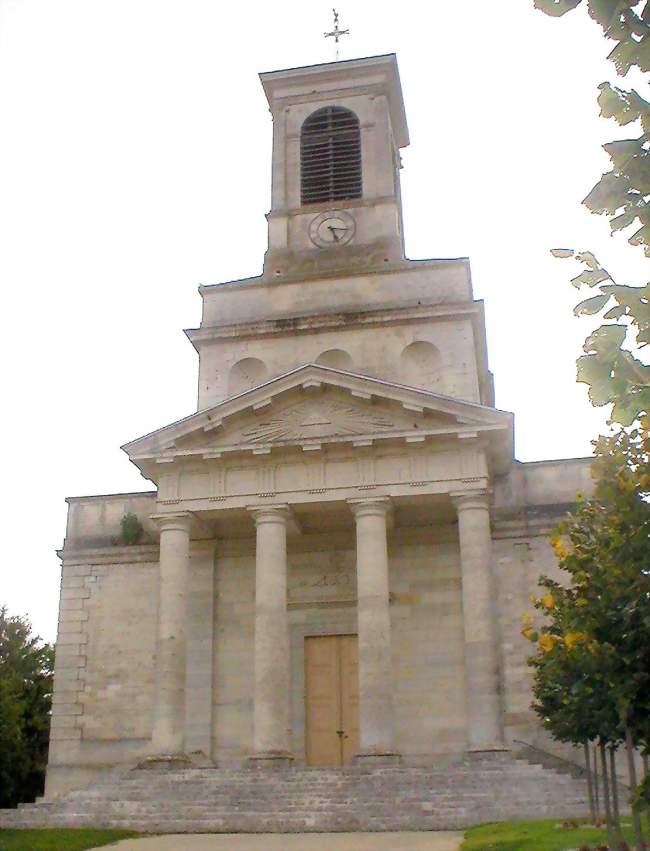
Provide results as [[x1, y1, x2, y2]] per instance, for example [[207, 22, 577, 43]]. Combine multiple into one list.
[[1, 1, 647, 642]]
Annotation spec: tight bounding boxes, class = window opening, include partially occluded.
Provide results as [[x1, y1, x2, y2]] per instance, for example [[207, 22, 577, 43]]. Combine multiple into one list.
[[301, 107, 362, 205]]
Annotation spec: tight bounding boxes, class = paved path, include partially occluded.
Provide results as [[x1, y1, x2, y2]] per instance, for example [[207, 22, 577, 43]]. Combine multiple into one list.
[[103, 831, 463, 850]]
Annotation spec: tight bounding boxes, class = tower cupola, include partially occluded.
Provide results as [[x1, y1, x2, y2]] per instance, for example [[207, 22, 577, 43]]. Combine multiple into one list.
[[260, 53, 409, 280]]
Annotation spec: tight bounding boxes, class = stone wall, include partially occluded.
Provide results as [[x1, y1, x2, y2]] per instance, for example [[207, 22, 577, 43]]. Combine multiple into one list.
[[211, 528, 467, 766], [47, 456, 593, 794], [46, 544, 159, 797], [47, 494, 160, 796], [196, 311, 482, 410]]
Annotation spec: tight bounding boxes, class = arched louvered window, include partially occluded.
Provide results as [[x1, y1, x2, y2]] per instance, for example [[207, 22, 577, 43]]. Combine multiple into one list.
[[301, 107, 362, 205]]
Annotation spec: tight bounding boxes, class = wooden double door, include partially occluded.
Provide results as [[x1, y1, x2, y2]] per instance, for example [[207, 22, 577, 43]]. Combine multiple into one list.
[[305, 634, 359, 767]]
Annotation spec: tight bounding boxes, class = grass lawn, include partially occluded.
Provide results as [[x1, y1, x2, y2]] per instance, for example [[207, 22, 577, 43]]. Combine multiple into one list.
[[461, 818, 636, 851], [0, 829, 140, 851]]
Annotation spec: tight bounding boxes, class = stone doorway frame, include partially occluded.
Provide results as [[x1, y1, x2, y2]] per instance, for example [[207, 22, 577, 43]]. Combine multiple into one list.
[[289, 612, 357, 764]]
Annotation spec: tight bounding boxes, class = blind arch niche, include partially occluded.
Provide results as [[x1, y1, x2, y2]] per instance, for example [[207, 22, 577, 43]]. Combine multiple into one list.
[[301, 106, 362, 206]]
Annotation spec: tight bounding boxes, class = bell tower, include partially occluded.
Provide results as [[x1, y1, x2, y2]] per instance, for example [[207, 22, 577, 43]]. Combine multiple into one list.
[[260, 54, 410, 281]]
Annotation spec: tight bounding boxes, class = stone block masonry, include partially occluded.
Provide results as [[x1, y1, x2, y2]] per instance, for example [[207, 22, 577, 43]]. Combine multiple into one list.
[[1, 753, 590, 833]]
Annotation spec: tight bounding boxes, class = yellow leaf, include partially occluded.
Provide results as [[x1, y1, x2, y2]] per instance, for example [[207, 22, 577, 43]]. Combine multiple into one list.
[[539, 634, 555, 653], [522, 626, 538, 642], [551, 538, 567, 559], [565, 631, 586, 650], [541, 594, 555, 610]]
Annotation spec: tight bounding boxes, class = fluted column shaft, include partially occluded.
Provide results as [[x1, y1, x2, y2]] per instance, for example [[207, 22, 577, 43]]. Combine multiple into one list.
[[350, 497, 399, 763], [250, 505, 293, 765], [151, 512, 192, 756], [452, 491, 503, 750]]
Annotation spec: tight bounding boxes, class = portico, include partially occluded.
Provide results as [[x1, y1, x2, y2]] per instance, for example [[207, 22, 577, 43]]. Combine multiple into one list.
[[126, 365, 511, 767]]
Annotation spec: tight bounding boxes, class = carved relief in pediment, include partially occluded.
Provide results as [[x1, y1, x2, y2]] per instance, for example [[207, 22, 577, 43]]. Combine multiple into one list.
[[173, 387, 465, 455], [235, 398, 402, 444]]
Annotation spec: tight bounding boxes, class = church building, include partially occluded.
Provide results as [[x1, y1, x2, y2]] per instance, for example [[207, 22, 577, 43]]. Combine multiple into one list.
[[34, 54, 593, 826]]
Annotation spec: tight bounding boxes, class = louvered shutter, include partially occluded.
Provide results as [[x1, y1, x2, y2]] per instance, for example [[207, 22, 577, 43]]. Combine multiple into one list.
[[301, 107, 362, 206]]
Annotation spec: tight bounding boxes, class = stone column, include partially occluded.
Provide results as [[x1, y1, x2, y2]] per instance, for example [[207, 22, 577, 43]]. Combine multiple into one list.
[[149, 512, 193, 761], [349, 497, 400, 764], [452, 491, 504, 751], [249, 505, 293, 766]]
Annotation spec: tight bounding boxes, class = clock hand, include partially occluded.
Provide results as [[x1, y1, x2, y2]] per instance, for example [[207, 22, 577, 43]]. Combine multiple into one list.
[[327, 225, 341, 242]]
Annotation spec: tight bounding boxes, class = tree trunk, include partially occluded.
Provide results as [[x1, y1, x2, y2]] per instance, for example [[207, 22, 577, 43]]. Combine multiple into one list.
[[625, 726, 646, 851], [609, 745, 623, 848], [600, 740, 617, 851], [641, 752, 650, 831], [594, 743, 601, 822], [584, 740, 597, 824]]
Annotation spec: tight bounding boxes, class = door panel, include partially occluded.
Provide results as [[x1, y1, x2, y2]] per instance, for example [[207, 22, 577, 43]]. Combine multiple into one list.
[[339, 635, 359, 765], [305, 636, 340, 767], [305, 634, 359, 767]]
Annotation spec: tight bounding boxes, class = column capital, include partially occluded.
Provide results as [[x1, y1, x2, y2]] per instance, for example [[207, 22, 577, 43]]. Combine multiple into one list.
[[248, 503, 290, 526], [150, 512, 193, 534], [450, 490, 490, 513], [348, 496, 392, 519]]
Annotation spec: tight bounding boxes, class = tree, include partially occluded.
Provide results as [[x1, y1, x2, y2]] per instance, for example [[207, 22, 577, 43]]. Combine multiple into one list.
[[533, 1, 650, 426], [534, 0, 650, 252], [552, 248, 650, 426], [525, 428, 650, 848], [0, 608, 54, 807]]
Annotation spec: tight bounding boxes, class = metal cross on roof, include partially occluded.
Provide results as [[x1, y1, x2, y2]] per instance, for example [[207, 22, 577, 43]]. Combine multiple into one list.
[[324, 9, 349, 61]]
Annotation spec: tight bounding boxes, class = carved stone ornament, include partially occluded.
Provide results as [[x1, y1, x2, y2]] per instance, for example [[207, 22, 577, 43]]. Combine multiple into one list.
[[234, 399, 400, 445]]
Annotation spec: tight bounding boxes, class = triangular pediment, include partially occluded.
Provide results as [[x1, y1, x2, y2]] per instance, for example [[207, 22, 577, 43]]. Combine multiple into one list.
[[180, 392, 457, 452], [123, 364, 513, 469]]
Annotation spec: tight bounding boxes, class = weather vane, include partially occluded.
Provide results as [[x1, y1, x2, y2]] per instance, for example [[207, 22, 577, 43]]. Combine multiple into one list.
[[324, 9, 349, 61]]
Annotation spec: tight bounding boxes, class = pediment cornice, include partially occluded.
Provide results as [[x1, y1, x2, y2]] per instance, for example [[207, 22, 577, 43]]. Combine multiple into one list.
[[122, 365, 513, 476]]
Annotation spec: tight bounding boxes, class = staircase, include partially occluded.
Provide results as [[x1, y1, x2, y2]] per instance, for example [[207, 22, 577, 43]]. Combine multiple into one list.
[[513, 740, 587, 779], [0, 752, 590, 833]]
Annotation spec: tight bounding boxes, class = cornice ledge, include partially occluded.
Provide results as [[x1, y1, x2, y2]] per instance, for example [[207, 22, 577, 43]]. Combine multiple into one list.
[[136, 424, 503, 466], [267, 193, 399, 218], [186, 300, 481, 344], [197, 257, 470, 295], [61, 544, 160, 565]]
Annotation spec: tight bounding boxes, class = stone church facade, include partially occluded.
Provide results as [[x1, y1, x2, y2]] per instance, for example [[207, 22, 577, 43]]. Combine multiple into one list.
[[45, 54, 592, 799]]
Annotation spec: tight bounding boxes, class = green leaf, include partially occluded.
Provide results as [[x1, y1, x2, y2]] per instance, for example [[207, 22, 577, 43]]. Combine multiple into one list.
[[629, 89, 650, 130], [598, 82, 639, 123], [575, 250, 601, 268], [611, 396, 642, 424], [588, 0, 640, 36], [610, 210, 638, 231], [583, 171, 632, 213], [624, 153, 650, 192], [576, 353, 613, 384], [628, 222, 650, 245], [588, 378, 614, 404], [584, 323, 628, 356], [604, 304, 628, 318], [571, 269, 612, 287], [534, 0, 583, 15], [551, 248, 575, 258], [607, 34, 650, 75], [603, 138, 645, 169], [574, 293, 612, 315], [619, 349, 650, 382]]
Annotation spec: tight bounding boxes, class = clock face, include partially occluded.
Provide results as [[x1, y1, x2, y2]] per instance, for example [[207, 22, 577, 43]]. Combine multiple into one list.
[[309, 210, 356, 248]]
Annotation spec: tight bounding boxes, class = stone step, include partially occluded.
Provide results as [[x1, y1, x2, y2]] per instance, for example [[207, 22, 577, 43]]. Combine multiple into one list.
[[0, 753, 591, 832]]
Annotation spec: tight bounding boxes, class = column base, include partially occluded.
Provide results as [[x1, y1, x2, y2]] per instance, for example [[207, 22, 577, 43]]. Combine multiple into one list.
[[136, 753, 194, 771], [467, 744, 509, 754], [353, 749, 402, 766], [248, 751, 294, 768]]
